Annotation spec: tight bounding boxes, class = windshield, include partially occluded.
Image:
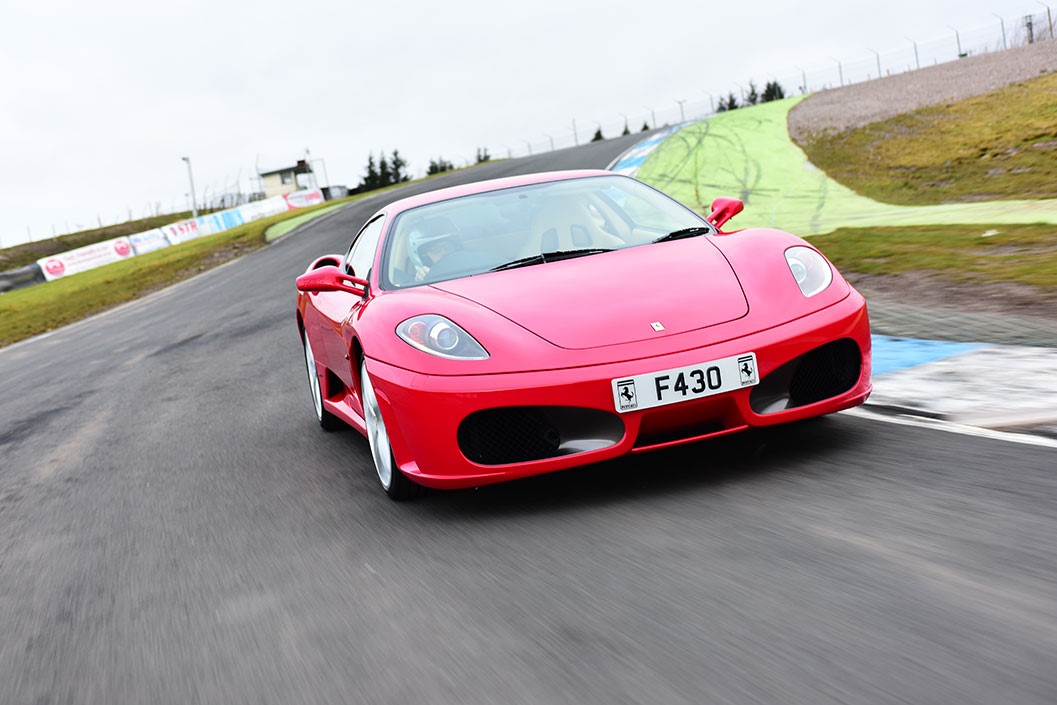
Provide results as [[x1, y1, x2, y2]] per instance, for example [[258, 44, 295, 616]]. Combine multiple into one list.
[[381, 174, 711, 289]]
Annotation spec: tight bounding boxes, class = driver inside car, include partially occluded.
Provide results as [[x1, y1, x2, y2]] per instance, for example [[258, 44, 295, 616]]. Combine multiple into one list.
[[408, 224, 460, 282]]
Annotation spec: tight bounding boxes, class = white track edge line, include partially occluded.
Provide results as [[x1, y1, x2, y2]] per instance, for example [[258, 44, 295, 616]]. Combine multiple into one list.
[[846, 407, 1057, 449]]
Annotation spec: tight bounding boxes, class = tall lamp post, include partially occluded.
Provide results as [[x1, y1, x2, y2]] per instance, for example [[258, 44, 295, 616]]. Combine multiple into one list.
[[906, 37, 920, 70], [949, 25, 964, 57], [868, 48, 882, 79], [830, 57, 844, 87], [181, 156, 198, 218], [701, 91, 715, 114], [993, 13, 1008, 49]]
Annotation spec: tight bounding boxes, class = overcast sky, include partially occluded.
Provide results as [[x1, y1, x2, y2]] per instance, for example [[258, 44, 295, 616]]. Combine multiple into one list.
[[0, 0, 1039, 248]]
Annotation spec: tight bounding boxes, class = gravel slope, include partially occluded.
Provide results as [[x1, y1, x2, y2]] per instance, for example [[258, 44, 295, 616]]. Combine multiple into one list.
[[789, 40, 1057, 141]]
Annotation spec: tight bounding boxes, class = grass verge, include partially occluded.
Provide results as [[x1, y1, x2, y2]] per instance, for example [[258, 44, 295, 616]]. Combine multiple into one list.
[[0, 199, 342, 348], [811, 223, 1057, 290], [799, 71, 1057, 205]]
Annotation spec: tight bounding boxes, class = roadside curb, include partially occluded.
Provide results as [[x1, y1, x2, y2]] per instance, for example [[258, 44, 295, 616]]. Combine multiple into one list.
[[865, 339, 1057, 440], [265, 203, 349, 242]]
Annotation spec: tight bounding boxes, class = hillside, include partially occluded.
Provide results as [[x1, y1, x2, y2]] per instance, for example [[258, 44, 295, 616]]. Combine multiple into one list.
[[790, 41, 1057, 205]]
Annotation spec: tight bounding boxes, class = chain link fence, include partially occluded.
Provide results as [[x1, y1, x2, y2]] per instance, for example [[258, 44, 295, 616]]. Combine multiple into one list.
[[501, 9, 1055, 159]]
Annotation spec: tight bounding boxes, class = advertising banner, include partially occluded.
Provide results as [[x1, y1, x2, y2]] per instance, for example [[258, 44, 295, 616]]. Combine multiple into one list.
[[37, 237, 135, 281], [161, 218, 202, 246], [129, 228, 170, 255], [284, 189, 324, 209], [30, 190, 330, 287], [197, 209, 245, 236], [231, 197, 281, 224]]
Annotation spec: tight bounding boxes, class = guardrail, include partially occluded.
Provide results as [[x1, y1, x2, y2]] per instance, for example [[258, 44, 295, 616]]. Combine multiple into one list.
[[0, 263, 45, 293]]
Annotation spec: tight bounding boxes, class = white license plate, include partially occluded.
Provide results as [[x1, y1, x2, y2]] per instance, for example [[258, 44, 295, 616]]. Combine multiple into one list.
[[612, 352, 758, 413]]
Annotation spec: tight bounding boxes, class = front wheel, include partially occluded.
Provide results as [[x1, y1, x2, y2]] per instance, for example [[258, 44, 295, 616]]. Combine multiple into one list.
[[360, 360, 422, 500]]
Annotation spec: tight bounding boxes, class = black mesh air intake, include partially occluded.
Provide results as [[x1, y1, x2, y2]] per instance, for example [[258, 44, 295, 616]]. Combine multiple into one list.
[[788, 339, 862, 407], [458, 408, 562, 465]]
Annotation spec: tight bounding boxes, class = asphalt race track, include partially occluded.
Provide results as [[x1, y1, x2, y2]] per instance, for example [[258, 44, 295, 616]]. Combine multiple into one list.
[[2, 134, 1056, 705]]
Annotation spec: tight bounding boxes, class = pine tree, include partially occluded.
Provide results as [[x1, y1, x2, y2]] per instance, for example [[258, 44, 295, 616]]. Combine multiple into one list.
[[390, 149, 410, 183], [591, 127, 604, 142], [746, 81, 759, 105], [622, 122, 630, 136], [360, 153, 380, 191], [641, 121, 650, 132], [475, 147, 491, 163], [378, 154, 391, 187], [717, 93, 739, 112], [762, 80, 786, 102], [427, 157, 454, 175]]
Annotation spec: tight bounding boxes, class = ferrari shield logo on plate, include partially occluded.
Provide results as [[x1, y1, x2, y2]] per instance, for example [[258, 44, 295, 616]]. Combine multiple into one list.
[[737, 355, 756, 385], [615, 379, 638, 411], [611, 352, 758, 413]]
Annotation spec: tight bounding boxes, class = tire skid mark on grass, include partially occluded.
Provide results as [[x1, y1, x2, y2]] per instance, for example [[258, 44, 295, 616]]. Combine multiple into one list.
[[635, 97, 1057, 236]]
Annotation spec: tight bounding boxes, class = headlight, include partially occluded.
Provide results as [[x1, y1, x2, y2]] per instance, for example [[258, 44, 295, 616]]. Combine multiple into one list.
[[396, 315, 489, 360], [785, 246, 833, 297]]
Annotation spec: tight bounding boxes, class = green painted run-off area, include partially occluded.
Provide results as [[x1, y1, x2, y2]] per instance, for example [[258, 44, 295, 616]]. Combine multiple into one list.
[[635, 97, 1057, 235]]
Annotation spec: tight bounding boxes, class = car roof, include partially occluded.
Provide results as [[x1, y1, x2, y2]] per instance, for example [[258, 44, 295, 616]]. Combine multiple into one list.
[[380, 169, 616, 216]]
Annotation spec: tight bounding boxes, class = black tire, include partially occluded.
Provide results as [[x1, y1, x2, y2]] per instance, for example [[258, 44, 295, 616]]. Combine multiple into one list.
[[303, 333, 342, 431]]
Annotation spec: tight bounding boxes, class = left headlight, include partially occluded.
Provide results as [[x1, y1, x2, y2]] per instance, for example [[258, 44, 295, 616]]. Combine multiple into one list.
[[785, 246, 833, 298], [396, 315, 489, 360]]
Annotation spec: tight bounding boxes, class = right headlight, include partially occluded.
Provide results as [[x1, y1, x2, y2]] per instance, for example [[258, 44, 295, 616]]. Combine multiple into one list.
[[396, 315, 489, 360], [785, 246, 833, 298]]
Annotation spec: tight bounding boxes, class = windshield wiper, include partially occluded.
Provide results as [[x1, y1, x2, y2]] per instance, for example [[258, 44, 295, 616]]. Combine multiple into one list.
[[489, 248, 613, 272], [652, 226, 712, 243]]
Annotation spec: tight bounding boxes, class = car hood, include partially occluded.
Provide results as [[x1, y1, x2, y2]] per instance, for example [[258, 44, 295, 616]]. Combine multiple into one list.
[[431, 239, 749, 350]]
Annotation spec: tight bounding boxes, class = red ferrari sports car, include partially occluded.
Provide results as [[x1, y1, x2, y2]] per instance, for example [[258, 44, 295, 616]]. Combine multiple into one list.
[[295, 170, 871, 499]]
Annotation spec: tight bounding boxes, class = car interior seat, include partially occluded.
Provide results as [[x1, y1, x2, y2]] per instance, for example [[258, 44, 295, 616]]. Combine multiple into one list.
[[526, 198, 624, 256]]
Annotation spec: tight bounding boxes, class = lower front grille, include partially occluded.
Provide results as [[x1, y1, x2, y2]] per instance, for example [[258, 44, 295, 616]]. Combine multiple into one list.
[[789, 339, 862, 407], [458, 408, 561, 465], [750, 339, 862, 414], [458, 406, 624, 466]]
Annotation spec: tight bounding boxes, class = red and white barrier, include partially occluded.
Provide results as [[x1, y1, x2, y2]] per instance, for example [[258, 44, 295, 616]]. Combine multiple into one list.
[[129, 228, 170, 255], [36, 189, 326, 282], [161, 218, 202, 246], [38, 237, 135, 281], [285, 189, 325, 209]]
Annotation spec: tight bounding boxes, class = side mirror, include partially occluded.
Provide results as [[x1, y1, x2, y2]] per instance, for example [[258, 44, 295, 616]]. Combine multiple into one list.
[[308, 254, 344, 270], [296, 265, 368, 297], [707, 197, 744, 230]]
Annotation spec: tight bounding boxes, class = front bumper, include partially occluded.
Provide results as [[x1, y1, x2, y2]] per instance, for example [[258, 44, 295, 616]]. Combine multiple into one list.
[[367, 294, 872, 489]]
